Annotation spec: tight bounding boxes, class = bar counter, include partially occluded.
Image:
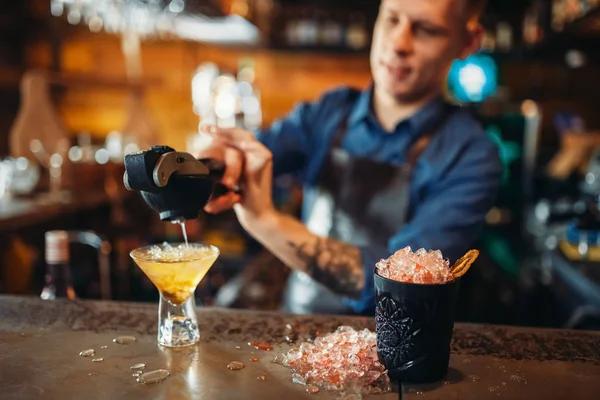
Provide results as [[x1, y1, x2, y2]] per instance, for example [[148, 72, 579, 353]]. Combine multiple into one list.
[[0, 295, 599, 399]]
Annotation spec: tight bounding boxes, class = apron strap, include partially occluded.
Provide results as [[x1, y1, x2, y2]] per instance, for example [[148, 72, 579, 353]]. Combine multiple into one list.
[[405, 134, 434, 169], [405, 103, 454, 169], [332, 110, 351, 148], [397, 103, 454, 225]]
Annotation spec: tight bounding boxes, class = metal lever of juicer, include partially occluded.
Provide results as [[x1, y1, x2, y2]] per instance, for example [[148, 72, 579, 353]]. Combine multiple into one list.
[[123, 145, 240, 222]]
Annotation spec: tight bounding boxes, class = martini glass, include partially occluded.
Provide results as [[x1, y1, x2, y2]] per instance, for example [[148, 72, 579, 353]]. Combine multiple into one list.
[[130, 243, 220, 347]]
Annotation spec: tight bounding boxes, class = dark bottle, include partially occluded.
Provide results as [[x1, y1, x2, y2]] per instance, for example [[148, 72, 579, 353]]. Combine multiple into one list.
[[41, 230, 76, 300]]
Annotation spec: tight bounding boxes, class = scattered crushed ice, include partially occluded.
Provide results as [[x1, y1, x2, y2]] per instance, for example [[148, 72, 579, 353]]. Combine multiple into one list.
[[275, 326, 390, 395]]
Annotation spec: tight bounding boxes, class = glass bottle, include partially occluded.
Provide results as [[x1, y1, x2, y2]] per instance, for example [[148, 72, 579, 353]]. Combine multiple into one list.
[[41, 230, 76, 300]]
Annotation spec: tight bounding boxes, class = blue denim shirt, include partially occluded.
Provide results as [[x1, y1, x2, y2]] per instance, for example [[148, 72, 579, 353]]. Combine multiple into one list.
[[256, 86, 502, 313]]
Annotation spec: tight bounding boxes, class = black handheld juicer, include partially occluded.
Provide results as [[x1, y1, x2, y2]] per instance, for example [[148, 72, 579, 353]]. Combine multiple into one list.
[[123, 146, 239, 222]]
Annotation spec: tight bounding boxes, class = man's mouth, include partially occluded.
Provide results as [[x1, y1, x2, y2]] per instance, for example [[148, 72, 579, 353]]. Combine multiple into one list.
[[382, 61, 411, 80]]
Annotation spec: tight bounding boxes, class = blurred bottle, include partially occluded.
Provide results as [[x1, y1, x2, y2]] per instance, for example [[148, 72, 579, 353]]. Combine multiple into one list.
[[41, 231, 76, 300], [319, 9, 343, 47], [192, 62, 220, 129], [481, 29, 496, 52], [565, 0, 581, 21], [296, 7, 318, 46], [78, 131, 94, 163], [552, 0, 567, 31], [284, 8, 299, 46], [523, 1, 545, 47], [105, 131, 124, 163], [346, 13, 368, 50], [496, 22, 513, 52]]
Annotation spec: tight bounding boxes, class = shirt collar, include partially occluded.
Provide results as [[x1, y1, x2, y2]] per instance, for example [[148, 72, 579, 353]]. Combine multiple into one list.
[[347, 85, 374, 128], [348, 85, 447, 138]]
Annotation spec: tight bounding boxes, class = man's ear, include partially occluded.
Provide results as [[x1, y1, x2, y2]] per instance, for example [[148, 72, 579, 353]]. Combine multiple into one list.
[[458, 22, 483, 60]]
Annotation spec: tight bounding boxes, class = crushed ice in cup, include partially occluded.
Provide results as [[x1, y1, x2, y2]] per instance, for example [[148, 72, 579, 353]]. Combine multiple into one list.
[[275, 326, 391, 395], [376, 246, 454, 284], [149, 245, 161, 258]]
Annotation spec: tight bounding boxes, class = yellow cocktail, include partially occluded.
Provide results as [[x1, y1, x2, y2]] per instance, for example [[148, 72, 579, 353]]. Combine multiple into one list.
[[130, 243, 219, 347]]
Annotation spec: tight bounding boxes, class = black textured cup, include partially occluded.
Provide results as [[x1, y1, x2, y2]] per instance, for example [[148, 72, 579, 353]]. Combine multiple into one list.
[[375, 273, 460, 384]]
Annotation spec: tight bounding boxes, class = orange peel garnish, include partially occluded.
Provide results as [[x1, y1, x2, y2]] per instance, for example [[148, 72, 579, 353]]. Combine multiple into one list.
[[450, 249, 479, 278]]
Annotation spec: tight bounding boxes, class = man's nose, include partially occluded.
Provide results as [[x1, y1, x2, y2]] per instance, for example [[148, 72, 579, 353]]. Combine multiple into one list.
[[392, 15, 413, 55]]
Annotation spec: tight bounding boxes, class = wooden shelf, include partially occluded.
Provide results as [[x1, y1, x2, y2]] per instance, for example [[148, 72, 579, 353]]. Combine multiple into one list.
[[471, 5, 600, 65], [519, 6, 600, 60]]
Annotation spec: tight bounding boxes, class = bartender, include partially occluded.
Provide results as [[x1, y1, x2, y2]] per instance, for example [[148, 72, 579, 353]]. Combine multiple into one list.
[[198, 0, 502, 315]]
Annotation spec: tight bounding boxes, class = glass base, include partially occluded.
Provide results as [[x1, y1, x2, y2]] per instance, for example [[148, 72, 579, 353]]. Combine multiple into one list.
[[158, 294, 200, 347]]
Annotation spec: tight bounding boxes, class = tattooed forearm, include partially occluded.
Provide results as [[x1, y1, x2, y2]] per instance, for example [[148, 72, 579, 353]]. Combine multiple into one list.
[[239, 210, 365, 299], [288, 238, 365, 299]]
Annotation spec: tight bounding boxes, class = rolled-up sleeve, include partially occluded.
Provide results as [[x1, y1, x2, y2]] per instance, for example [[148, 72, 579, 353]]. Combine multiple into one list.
[[342, 138, 503, 314]]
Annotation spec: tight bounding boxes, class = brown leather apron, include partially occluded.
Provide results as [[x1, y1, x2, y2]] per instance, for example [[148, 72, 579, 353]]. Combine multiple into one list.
[[282, 104, 452, 315]]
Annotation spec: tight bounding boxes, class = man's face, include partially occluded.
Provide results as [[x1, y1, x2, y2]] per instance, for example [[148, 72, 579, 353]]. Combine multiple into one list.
[[370, 0, 480, 102]]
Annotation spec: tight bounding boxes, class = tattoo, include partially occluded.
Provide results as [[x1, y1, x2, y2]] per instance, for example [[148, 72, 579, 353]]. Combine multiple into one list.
[[288, 238, 365, 299]]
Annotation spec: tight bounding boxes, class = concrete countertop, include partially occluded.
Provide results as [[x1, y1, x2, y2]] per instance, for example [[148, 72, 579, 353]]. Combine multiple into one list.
[[0, 295, 599, 399]]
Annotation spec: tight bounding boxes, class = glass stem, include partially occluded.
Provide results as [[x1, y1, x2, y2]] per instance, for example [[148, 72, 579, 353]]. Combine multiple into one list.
[[158, 293, 200, 348]]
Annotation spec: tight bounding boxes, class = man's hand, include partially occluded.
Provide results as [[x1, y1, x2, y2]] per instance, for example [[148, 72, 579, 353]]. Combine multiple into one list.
[[205, 126, 276, 227], [196, 126, 243, 213]]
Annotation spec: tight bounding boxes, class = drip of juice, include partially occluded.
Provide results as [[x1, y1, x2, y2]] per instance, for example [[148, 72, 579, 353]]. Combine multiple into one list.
[[180, 222, 189, 247]]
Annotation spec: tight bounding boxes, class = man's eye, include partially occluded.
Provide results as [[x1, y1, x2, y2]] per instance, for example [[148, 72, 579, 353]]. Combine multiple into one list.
[[386, 16, 399, 25], [414, 25, 439, 36]]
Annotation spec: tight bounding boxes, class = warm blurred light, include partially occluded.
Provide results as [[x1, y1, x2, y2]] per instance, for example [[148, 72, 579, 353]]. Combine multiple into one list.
[[173, 15, 259, 44], [51, 0, 259, 45], [50, 3, 64, 16], [67, 10, 81, 25], [51, 0, 186, 38], [50, 154, 63, 169], [231, 0, 249, 17], [15, 157, 28, 171], [192, 63, 220, 116], [237, 81, 253, 97], [242, 96, 260, 115], [565, 49, 586, 68], [214, 92, 237, 120], [106, 131, 124, 161], [68, 146, 83, 163], [95, 149, 110, 165], [521, 100, 539, 118], [168, 0, 185, 13], [244, 111, 262, 130], [88, 16, 104, 32], [123, 143, 140, 155], [496, 22, 513, 52]]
